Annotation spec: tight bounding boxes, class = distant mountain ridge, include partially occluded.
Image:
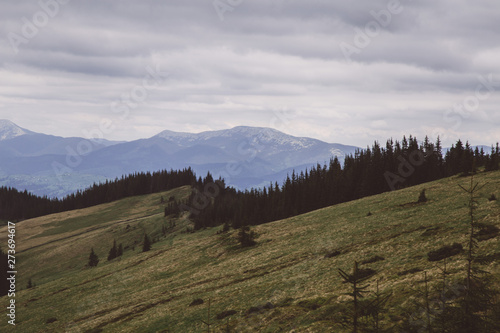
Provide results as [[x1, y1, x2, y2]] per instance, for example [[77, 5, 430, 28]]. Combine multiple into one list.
[[0, 120, 359, 198], [0, 119, 34, 140]]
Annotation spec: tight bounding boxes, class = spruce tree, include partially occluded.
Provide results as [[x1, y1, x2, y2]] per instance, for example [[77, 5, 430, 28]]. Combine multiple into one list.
[[338, 261, 371, 333], [238, 226, 256, 247], [455, 176, 499, 332], [88, 248, 99, 267], [142, 234, 152, 252], [107, 240, 118, 261]]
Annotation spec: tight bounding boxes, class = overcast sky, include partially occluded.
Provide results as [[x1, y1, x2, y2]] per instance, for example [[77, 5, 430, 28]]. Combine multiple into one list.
[[1, 0, 499, 147]]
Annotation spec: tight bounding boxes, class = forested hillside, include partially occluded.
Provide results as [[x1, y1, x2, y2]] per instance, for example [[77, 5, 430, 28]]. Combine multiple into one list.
[[188, 137, 500, 229]]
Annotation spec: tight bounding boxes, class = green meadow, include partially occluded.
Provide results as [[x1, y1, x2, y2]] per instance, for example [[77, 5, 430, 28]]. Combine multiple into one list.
[[1, 171, 499, 332]]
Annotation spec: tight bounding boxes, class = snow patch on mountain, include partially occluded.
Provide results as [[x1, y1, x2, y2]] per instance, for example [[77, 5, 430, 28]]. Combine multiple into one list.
[[0, 119, 32, 140]]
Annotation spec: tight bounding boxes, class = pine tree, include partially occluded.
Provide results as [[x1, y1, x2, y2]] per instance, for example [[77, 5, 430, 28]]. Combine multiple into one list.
[[455, 176, 499, 332], [237, 226, 256, 247], [142, 234, 152, 252], [88, 248, 99, 267], [338, 261, 371, 333], [107, 240, 118, 261]]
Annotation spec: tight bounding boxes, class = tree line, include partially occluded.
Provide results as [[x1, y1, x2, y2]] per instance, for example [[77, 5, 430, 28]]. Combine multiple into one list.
[[189, 137, 500, 230], [0, 168, 197, 222]]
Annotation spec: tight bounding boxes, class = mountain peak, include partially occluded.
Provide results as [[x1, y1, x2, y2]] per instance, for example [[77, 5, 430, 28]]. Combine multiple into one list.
[[0, 119, 33, 140]]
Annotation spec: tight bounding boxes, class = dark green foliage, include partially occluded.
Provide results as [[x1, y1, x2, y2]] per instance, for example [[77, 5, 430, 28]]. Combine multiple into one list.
[[27, 278, 33, 289], [191, 137, 497, 230], [216, 310, 237, 320], [455, 177, 500, 332], [0, 168, 197, 221], [338, 262, 372, 333], [189, 298, 204, 307], [238, 226, 256, 247], [88, 248, 99, 267], [489, 194, 497, 201], [107, 240, 118, 261], [427, 243, 463, 262], [365, 280, 391, 333], [324, 250, 341, 258], [367, 211, 373, 216], [475, 223, 499, 241], [142, 234, 152, 252], [418, 189, 428, 203]]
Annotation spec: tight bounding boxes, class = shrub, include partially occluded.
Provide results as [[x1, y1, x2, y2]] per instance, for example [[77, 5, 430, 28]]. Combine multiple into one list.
[[142, 234, 152, 252], [238, 226, 257, 247], [489, 194, 497, 201], [427, 243, 463, 262], [417, 189, 427, 203], [475, 223, 500, 241], [88, 248, 99, 267], [189, 298, 204, 307], [216, 310, 237, 320], [324, 250, 341, 258]]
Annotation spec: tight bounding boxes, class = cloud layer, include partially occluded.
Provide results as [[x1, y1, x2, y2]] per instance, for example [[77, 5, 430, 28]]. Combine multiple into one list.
[[1, 0, 499, 147]]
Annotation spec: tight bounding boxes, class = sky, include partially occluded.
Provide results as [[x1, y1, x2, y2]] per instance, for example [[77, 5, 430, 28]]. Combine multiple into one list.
[[0, 0, 499, 148]]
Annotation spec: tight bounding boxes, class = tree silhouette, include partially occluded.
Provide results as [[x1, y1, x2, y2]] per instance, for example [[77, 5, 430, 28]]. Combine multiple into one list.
[[107, 240, 118, 261], [338, 261, 371, 333], [88, 248, 99, 267], [142, 234, 152, 252]]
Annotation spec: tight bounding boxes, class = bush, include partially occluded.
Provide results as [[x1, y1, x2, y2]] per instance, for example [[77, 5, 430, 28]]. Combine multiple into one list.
[[142, 234, 152, 252], [475, 223, 500, 241], [324, 250, 341, 258], [189, 298, 204, 307], [216, 310, 237, 320], [489, 194, 497, 201], [427, 243, 463, 262], [417, 189, 427, 203], [88, 248, 99, 267], [238, 226, 256, 247]]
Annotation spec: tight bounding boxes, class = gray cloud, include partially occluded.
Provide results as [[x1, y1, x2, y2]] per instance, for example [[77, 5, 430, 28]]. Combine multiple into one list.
[[0, 0, 499, 147]]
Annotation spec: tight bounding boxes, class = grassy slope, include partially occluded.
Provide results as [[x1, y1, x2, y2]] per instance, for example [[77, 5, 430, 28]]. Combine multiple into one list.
[[0, 172, 499, 332]]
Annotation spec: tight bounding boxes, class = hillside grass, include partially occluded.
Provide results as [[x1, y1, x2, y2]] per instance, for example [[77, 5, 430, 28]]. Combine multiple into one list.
[[0, 172, 499, 332]]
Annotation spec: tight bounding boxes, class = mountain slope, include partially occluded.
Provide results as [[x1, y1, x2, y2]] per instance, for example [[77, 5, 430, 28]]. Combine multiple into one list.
[[1, 170, 499, 332]]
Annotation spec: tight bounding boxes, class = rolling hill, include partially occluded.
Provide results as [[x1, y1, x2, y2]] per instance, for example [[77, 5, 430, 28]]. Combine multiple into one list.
[[0, 171, 499, 332]]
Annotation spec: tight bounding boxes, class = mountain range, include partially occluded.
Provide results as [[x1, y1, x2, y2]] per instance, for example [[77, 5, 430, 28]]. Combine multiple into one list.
[[0, 120, 358, 198]]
